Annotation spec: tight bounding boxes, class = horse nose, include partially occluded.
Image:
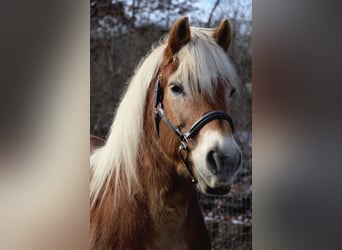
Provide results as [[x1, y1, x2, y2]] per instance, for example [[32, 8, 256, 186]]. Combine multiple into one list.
[[206, 149, 242, 175]]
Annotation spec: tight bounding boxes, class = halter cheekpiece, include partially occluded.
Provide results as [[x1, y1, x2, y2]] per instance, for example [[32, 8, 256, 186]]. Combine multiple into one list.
[[153, 75, 235, 183]]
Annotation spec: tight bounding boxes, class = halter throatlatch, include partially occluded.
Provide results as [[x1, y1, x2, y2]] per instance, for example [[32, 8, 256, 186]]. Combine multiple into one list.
[[153, 75, 235, 183]]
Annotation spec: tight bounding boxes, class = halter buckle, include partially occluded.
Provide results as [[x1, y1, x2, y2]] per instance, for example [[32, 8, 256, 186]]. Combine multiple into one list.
[[179, 141, 197, 183]]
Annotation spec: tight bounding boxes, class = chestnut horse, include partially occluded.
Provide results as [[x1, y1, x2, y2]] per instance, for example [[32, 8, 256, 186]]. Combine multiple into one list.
[[90, 17, 242, 250]]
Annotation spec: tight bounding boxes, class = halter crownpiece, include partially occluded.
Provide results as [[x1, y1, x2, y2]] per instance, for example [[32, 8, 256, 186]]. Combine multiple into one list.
[[153, 75, 235, 183]]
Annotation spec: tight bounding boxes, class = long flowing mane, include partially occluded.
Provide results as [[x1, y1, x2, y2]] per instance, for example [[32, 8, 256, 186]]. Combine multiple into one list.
[[90, 27, 240, 206]]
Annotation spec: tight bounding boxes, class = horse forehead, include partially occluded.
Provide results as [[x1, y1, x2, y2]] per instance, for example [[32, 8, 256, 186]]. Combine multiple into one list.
[[160, 61, 179, 82]]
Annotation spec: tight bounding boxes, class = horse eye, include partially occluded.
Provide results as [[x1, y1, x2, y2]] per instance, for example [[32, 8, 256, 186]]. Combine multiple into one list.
[[229, 88, 236, 98], [170, 84, 183, 94]]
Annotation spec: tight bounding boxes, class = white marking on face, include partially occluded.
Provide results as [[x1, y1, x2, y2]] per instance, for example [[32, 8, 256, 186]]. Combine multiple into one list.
[[192, 130, 242, 188]]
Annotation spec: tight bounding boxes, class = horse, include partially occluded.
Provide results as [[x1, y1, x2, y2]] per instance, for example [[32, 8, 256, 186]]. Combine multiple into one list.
[[90, 16, 242, 250]]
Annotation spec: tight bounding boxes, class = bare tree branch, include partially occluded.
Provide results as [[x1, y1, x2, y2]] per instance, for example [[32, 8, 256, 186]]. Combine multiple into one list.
[[207, 0, 221, 26]]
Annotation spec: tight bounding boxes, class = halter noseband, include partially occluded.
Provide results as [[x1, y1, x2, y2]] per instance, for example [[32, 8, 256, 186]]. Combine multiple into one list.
[[153, 75, 235, 183]]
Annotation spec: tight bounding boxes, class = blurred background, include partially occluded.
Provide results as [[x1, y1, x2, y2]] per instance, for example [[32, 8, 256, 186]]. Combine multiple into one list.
[[1, 0, 342, 249], [90, 0, 252, 249]]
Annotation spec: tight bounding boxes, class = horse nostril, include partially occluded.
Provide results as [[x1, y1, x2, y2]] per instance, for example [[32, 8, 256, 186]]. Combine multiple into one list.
[[206, 150, 241, 175], [206, 150, 218, 174]]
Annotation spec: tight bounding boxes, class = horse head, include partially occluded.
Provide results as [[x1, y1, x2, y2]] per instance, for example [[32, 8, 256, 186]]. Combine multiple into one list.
[[154, 17, 242, 195]]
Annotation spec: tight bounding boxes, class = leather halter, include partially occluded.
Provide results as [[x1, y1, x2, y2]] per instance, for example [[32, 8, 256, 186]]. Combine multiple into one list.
[[153, 75, 235, 183]]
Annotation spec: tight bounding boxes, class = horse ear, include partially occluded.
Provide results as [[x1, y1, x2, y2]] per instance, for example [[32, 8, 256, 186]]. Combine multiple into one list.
[[166, 16, 191, 56], [213, 19, 232, 52]]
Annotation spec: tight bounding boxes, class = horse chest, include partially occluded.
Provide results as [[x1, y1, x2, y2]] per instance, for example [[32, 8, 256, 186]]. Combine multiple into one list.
[[142, 204, 189, 250], [150, 237, 188, 250], [148, 207, 188, 250]]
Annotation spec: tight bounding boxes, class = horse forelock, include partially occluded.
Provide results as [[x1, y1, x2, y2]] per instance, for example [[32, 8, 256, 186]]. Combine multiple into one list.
[[90, 27, 239, 206], [171, 27, 240, 101]]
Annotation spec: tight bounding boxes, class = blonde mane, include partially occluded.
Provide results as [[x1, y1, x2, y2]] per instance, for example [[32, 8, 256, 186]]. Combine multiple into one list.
[[90, 27, 240, 205]]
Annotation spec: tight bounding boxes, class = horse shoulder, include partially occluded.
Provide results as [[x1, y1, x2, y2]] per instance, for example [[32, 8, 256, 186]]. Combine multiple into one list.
[[91, 189, 154, 250]]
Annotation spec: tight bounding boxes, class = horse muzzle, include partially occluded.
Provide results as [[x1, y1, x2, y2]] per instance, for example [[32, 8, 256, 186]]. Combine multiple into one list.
[[191, 131, 242, 195]]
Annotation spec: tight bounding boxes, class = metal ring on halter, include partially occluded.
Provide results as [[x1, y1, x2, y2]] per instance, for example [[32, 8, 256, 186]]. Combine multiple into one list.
[[178, 142, 197, 183]]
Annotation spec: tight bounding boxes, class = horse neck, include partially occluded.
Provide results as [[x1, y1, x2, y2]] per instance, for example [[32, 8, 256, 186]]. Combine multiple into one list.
[[136, 82, 196, 213], [90, 83, 198, 249], [136, 142, 195, 228]]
